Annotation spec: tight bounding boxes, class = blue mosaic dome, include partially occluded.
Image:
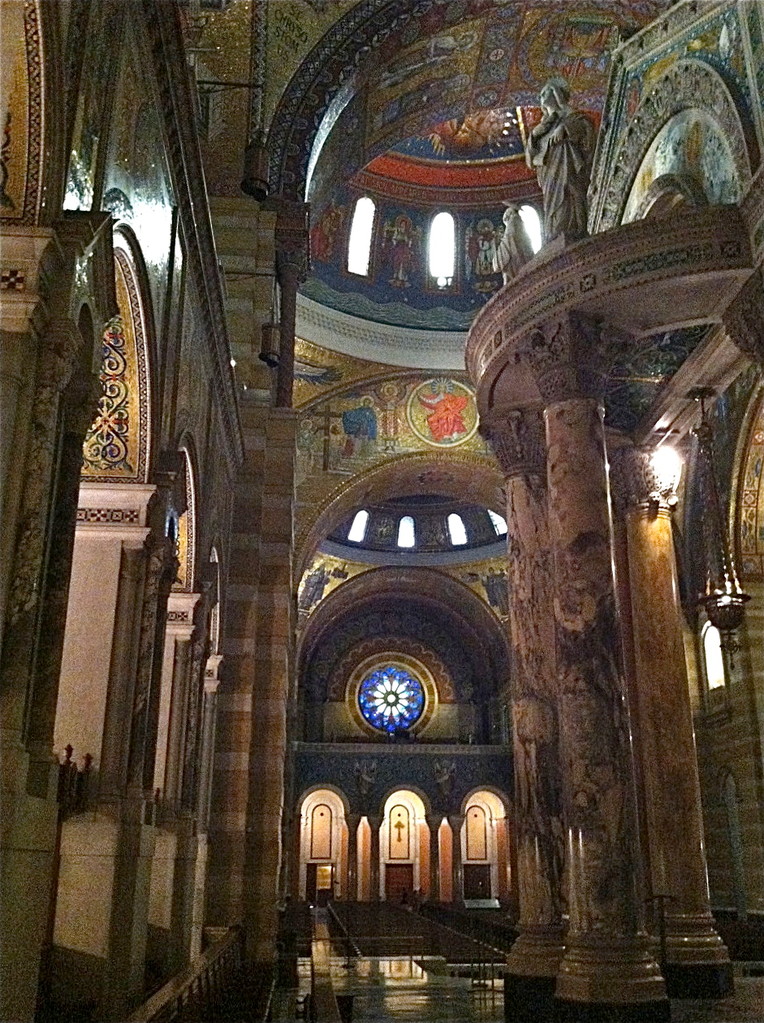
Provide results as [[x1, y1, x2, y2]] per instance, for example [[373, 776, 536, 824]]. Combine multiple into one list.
[[358, 666, 425, 733]]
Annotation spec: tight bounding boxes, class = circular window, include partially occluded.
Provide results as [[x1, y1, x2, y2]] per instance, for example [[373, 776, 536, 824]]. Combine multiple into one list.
[[358, 666, 425, 733]]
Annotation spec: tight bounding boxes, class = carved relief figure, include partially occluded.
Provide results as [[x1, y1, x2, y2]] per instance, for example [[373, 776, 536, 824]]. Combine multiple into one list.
[[525, 77, 595, 243]]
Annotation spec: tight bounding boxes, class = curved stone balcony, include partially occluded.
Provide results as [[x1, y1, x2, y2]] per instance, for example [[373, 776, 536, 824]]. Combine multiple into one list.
[[466, 205, 755, 415]]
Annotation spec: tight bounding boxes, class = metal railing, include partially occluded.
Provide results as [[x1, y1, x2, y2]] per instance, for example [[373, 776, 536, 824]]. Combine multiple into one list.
[[127, 928, 248, 1022]]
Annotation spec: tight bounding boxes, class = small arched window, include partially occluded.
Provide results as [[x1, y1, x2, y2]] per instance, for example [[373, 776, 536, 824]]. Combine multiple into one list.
[[347, 196, 375, 276], [447, 513, 468, 546], [429, 211, 455, 288], [518, 204, 543, 253], [488, 510, 508, 536], [348, 509, 369, 543], [702, 621, 726, 690], [397, 516, 415, 548]]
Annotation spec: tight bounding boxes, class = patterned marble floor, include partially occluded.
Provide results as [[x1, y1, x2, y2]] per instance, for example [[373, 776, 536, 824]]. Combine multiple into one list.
[[278, 957, 764, 1023]]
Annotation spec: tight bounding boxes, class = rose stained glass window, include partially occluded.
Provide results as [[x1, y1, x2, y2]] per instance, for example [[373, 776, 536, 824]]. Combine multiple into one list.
[[358, 666, 425, 733]]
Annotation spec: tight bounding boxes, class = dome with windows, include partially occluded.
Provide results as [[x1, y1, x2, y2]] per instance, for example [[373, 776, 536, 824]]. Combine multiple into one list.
[[323, 494, 507, 562]]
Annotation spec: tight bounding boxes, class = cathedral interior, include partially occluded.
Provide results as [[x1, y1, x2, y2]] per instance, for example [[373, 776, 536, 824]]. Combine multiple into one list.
[[1, 1, 764, 1021]]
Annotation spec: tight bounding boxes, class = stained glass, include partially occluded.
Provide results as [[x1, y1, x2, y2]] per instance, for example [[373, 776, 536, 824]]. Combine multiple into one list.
[[358, 666, 424, 733]]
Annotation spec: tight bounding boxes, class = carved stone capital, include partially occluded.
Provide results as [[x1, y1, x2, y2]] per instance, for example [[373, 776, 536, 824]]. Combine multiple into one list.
[[481, 407, 546, 479], [609, 445, 677, 514], [37, 319, 83, 392], [522, 313, 613, 405], [724, 268, 764, 365]]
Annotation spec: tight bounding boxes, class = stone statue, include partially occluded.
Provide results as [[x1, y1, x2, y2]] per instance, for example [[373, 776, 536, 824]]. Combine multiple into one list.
[[492, 204, 535, 283], [525, 77, 595, 244]]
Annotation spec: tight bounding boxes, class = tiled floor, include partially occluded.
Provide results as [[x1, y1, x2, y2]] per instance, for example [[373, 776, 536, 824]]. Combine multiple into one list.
[[277, 956, 764, 1023]]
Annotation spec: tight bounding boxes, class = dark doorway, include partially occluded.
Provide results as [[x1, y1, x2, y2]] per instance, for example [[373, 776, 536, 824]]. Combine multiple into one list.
[[306, 863, 334, 904], [385, 864, 414, 902], [464, 864, 491, 900]]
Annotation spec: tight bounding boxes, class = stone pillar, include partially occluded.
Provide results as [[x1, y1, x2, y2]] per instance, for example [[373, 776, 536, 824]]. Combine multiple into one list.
[[346, 813, 360, 901], [482, 409, 565, 1012], [426, 817, 441, 902], [449, 815, 464, 905], [244, 408, 297, 963], [611, 445, 732, 998], [272, 202, 308, 408], [368, 815, 382, 902], [525, 314, 667, 1021]]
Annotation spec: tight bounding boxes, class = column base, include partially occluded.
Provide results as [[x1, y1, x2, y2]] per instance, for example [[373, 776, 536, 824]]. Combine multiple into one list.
[[553, 997, 670, 1023], [504, 973, 556, 1022], [663, 961, 734, 999]]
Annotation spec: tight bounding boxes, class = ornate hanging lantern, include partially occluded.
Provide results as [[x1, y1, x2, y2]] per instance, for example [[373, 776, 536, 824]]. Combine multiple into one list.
[[690, 387, 749, 659]]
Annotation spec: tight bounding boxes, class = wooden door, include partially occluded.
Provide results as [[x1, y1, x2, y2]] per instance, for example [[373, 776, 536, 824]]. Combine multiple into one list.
[[385, 863, 414, 903], [463, 863, 491, 900]]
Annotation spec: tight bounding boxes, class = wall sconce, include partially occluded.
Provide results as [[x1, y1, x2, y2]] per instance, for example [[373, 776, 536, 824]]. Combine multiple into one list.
[[689, 387, 749, 660], [259, 321, 280, 368]]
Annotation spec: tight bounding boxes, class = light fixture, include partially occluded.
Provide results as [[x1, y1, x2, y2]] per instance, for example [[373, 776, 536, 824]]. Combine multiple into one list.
[[689, 387, 749, 661], [649, 443, 682, 508]]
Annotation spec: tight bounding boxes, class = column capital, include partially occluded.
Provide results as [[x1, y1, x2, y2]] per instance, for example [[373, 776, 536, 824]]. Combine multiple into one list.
[[522, 312, 627, 405], [481, 406, 545, 478], [724, 268, 764, 364], [425, 815, 443, 832], [609, 444, 679, 515]]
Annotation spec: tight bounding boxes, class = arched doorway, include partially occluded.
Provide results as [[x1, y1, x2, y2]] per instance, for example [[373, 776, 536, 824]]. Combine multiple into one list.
[[380, 790, 427, 903], [298, 788, 349, 905], [461, 790, 509, 904]]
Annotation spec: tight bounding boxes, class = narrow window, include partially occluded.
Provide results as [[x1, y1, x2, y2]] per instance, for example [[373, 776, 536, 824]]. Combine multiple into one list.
[[447, 513, 468, 546], [429, 211, 455, 288], [347, 196, 375, 276], [518, 204, 543, 253], [488, 510, 508, 536], [348, 509, 369, 543], [702, 621, 726, 690], [397, 515, 415, 548]]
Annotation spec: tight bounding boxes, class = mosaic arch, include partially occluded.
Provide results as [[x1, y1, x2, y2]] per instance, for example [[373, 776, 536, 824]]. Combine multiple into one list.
[[81, 241, 151, 482], [174, 445, 197, 593], [267, 0, 664, 200], [736, 385, 764, 581], [0, 0, 44, 224], [595, 58, 754, 232]]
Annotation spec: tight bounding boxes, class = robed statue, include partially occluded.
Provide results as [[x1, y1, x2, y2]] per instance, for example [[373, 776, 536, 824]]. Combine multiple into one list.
[[525, 77, 595, 244], [492, 203, 535, 284]]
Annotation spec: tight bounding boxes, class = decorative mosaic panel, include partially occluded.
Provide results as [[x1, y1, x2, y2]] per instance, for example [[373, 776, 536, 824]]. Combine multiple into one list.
[[82, 247, 150, 482], [0, 0, 43, 224], [738, 386, 764, 580]]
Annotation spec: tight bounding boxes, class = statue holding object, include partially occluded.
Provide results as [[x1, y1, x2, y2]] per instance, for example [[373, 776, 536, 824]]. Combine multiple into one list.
[[525, 77, 595, 244], [492, 203, 535, 284]]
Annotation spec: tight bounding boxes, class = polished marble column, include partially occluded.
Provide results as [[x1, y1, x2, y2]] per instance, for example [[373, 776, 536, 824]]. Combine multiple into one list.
[[368, 815, 382, 902], [483, 410, 565, 1014], [426, 817, 441, 902], [611, 445, 732, 998], [449, 815, 464, 905], [526, 314, 667, 1020], [346, 813, 360, 901]]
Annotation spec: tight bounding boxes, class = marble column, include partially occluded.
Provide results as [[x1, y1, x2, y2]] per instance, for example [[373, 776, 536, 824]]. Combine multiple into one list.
[[449, 815, 464, 905], [368, 815, 381, 902], [611, 445, 732, 998], [525, 314, 667, 1020], [483, 409, 565, 1012], [346, 813, 360, 901], [272, 202, 308, 408], [426, 817, 441, 902]]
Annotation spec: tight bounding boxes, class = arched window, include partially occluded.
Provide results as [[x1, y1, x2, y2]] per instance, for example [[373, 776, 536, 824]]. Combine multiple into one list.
[[310, 803, 333, 860], [397, 515, 415, 548], [347, 196, 375, 276], [702, 621, 726, 690], [429, 211, 455, 288], [447, 513, 468, 546], [488, 510, 508, 536], [348, 509, 369, 543], [518, 204, 543, 253]]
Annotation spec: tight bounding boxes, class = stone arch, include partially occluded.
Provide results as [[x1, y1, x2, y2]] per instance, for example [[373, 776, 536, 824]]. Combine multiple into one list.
[[596, 58, 754, 232], [174, 439, 199, 593], [295, 450, 504, 579], [81, 231, 153, 482]]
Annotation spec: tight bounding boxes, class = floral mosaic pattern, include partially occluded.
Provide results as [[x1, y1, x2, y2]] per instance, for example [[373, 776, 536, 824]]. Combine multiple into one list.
[[358, 666, 424, 733]]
